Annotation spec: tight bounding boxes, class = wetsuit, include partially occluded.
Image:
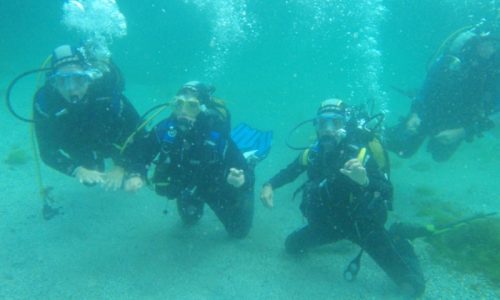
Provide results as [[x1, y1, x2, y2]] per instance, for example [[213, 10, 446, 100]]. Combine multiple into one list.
[[33, 68, 141, 176], [386, 36, 499, 161], [124, 108, 255, 238], [265, 133, 425, 296]]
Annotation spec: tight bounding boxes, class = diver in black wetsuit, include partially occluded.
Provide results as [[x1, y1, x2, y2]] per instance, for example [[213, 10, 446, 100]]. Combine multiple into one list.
[[386, 26, 499, 161], [123, 81, 254, 238], [33, 45, 141, 190], [260, 99, 425, 297]]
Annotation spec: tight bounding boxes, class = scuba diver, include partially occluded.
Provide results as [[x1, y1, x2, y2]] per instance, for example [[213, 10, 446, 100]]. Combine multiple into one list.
[[386, 24, 499, 161], [260, 99, 425, 297], [31, 44, 141, 190], [122, 81, 272, 238]]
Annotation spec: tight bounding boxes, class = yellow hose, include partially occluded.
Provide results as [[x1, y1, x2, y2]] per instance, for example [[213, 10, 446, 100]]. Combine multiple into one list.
[[118, 103, 171, 154], [427, 25, 475, 70], [31, 55, 52, 205]]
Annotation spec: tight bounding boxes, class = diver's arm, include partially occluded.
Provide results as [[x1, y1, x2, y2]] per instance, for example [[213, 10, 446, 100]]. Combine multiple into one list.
[[111, 95, 142, 166], [35, 131, 80, 176], [33, 107, 80, 176], [121, 128, 161, 178], [202, 111, 249, 188], [259, 156, 306, 208], [266, 156, 307, 190], [121, 130, 160, 193], [102, 96, 143, 190], [224, 139, 254, 189], [364, 155, 394, 210]]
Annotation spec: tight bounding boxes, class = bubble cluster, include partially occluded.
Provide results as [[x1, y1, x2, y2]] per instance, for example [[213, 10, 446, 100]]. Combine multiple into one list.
[[183, 0, 256, 80], [289, 0, 388, 112], [62, 0, 127, 63], [354, 0, 388, 113]]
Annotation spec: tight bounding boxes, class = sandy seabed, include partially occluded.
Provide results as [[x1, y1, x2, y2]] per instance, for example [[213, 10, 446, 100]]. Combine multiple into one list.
[[1, 83, 499, 300]]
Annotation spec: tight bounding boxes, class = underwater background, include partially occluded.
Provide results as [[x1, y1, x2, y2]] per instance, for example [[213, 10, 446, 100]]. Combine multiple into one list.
[[1, 0, 499, 299]]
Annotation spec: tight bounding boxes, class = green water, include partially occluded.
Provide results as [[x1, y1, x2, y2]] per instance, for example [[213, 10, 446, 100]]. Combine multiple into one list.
[[1, 1, 499, 299]]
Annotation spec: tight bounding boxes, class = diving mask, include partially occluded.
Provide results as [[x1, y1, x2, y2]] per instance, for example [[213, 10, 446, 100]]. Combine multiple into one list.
[[49, 70, 92, 104], [315, 113, 346, 133], [50, 71, 92, 89], [173, 96, 202, 120], [315, 113, 347, 149]]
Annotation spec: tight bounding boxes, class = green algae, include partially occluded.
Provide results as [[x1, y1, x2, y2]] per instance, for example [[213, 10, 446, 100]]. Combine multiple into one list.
[[4, 146, 31, 166], [414, 185, 437, 198], [415, 200, 500, 284]]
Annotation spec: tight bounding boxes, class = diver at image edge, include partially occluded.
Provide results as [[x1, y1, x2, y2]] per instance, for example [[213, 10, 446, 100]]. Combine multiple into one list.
[[386, 24, 500, 161], [30, 44, 141, 190]]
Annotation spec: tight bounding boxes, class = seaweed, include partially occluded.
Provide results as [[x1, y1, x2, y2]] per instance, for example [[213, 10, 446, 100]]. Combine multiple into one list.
[[415, 200, 500, 284], [414, 185, 437, 198], [4, 146, 31, 166]]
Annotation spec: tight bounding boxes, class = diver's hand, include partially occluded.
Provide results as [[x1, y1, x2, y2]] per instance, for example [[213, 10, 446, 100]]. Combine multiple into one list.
[[227, 168, 245, 188], [406, 113, 421, 133], [260, 183, 274, 208], [433, 128, 465, 145], [103, 166, 125, 191], [340, 159, 369, 186], [73, 166, 105, 185], [123, 176, 144, 193]]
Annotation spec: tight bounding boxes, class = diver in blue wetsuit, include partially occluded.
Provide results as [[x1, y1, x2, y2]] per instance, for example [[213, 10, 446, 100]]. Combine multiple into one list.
[[386, 26, 499, 161], [123, 81, 271, 238]]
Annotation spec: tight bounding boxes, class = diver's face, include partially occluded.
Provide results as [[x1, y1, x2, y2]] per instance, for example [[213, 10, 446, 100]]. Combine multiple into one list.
[[173, 95, 201, 130], [50, 64, 91, 104], [315, 114, 346, 149]]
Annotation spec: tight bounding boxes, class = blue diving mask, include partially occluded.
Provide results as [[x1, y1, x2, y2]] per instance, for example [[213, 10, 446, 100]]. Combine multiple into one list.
[[49, 71, 92, 91], [315, 113, 347, 149], [315, 113, 346, 132], [48, 70, 93, 104]]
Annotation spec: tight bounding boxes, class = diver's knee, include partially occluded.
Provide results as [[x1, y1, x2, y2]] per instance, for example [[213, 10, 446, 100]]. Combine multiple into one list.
[[227, 222, 251, 239]]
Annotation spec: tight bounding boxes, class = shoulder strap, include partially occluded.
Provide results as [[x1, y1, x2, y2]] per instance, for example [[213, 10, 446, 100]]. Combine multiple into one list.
[[209, 97, 229, 121], [299, 148, 311, 166], [299, 142, 321, 167], [367, 137, 387, 171], [110, 92, 124, 116], [34, 88, 49, 116]]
